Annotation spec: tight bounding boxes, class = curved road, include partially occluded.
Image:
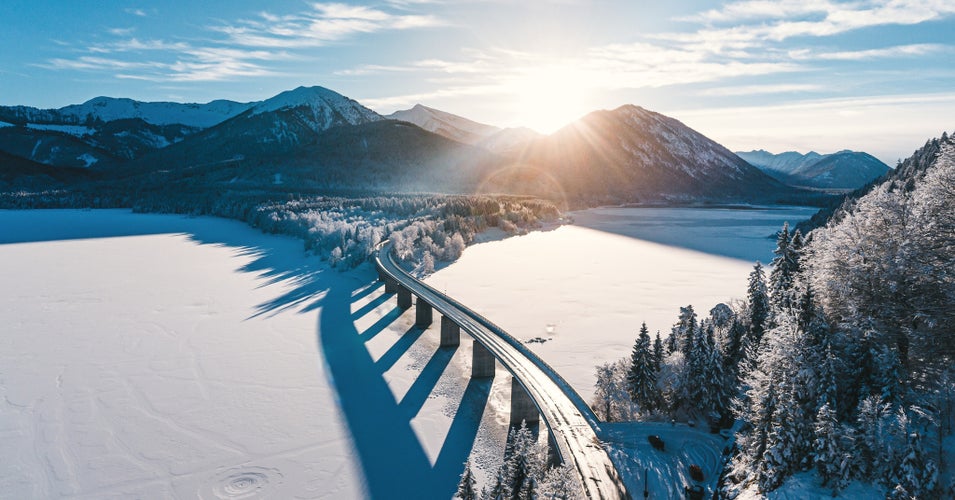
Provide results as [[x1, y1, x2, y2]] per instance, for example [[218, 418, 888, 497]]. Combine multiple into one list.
[[376, 243, 629, 499]]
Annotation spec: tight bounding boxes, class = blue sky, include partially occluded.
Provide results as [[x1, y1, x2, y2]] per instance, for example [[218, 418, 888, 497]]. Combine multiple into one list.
[[2, 1, 954, 163]]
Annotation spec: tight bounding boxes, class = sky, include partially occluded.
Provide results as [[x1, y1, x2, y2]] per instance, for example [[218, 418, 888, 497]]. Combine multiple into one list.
[[2, 1, 954, 164]]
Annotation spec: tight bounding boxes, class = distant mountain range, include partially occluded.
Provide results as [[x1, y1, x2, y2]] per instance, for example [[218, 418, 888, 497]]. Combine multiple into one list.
[[1, 84, 832, 205], [737, 149, 890, 191]]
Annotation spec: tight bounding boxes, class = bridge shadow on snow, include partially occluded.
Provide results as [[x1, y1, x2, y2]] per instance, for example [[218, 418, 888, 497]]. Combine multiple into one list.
[[320, 283, 490, 498], [196, 239, 488, 498], [5, 210, 492, 498]]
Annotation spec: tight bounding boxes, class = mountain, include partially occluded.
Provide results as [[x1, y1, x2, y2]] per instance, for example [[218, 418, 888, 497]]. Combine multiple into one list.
[[387, 104, 541, 154], [489, 105, 793, 204], [737, 149, 889, 190], [387, 104, 499, 144], [124, 86, 385, 175], [1, 86, 816, 206], [0, 149, 95, 191], [0, 122, 119, 168], [0, 96, 255, 167], [798, 132, 951, 232], [0, 96, 252, 129], [736, 150, 823, 178]]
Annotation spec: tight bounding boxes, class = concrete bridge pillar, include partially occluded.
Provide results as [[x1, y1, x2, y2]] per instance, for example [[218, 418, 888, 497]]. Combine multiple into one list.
[[510, 377, 540, 426], [440, 316, 460, 347], [471, 342, 495, 378], [415, 300, 433, 327], [384, 277, 398, 293], [397, 286, 412, 310], [546, 431, 562, 467]]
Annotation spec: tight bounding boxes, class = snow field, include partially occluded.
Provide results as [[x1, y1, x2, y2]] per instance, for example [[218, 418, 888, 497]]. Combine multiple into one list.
[[0, 210, 512, 499], [425, 207, 814, 404]]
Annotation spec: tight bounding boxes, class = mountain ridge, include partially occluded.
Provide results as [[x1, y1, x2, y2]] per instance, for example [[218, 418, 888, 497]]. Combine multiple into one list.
[[737, 149, 889, 190]]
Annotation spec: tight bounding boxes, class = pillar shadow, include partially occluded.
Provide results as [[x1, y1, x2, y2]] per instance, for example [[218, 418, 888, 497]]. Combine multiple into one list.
[[432, 377, 492, 494], [375, 324, 426, 373], [350, 280, 384, 302], [351, 291, 393, 320], [319, 282, 492, 499], [358, 306, 404, 342], [399, 346, 458, 418]]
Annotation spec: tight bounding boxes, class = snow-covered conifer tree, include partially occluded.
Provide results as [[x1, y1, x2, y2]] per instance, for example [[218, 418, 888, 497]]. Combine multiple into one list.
[[627, 322, 659, 414], [457, 460, 478, 500]]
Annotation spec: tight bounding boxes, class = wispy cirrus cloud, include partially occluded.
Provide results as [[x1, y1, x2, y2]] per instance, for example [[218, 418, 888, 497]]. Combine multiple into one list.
[[42, 2, 442, 83], [789, 43, 946, 61], [214, 2, 443, 49]]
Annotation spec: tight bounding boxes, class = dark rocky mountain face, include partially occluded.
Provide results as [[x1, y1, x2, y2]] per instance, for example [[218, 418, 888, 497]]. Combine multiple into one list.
[[484, 105, 793, 205], [0, 150, 96, 191]]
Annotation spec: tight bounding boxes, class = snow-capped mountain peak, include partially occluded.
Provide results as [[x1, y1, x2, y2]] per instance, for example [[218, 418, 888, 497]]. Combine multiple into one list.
[[250, 86, 381, 132], [59, 96, 253, 128]]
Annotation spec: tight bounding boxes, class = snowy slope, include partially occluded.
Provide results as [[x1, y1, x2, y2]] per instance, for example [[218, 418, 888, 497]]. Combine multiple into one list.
[[387, 104, 500, 145], [59, 97, 253, 128], [736, 150, 823, 176], [250, 86, 382, 133]]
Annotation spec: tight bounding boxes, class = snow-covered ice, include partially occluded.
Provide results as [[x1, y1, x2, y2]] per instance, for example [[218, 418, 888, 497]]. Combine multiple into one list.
[[0, 206, 814, 498], [0, 209, 506, 499], [425, 206, 815, 403]]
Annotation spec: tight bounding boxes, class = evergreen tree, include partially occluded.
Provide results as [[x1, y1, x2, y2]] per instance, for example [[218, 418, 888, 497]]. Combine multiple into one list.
[[813, 402, 844, 493], [627, 323, 659, 414], [890, 431, 939, 498], [769, 223, 799, 312], [652, 331, 664, 372], [746, 262, 770, 360], [457, 460, 478, 500], [723, 319, 747, 386], [672, 305, 698, 357]]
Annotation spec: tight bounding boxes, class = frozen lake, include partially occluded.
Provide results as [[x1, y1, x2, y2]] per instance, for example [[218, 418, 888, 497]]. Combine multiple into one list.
[[0, 206, 814, 497], [0, 209, 504, 499], [426, 206, 816, 402]]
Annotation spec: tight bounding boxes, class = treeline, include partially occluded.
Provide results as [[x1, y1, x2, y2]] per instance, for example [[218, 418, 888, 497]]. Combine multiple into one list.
[[456, 423, 581, 500], [0, 188, 560, 273], [593, 135, 955, 498]]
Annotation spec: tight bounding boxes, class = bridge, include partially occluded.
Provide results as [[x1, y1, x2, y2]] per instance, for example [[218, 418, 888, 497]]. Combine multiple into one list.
[[375, 242, 630, 499]]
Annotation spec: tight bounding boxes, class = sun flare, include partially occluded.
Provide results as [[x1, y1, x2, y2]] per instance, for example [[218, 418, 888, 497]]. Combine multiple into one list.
[[504, 65, 597, 134]]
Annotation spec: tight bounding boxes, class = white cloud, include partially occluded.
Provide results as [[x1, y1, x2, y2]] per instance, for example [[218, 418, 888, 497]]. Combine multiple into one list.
[[214, 2, 443, 49], [700, 83, 825, 96], [45, 2, 440, 83], [790, 43, 946, 60]]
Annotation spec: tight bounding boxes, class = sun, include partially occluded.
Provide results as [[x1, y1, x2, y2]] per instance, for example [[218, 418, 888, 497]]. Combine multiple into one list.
[[504, 65, 597, 134]]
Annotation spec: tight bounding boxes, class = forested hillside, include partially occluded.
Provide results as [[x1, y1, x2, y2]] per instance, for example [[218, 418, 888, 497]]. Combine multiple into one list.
[[594, 133, 955, 498]]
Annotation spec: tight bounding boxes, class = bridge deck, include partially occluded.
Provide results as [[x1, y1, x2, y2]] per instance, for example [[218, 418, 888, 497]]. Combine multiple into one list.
[[376, 243, 629, 499]]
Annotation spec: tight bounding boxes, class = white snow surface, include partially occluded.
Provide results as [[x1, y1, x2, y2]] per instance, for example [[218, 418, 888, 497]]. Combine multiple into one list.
[[26, 122, 94, 137], [76, 153, 98, 167], [59, 97, 253, 128], [0, 120, 13, 128], [0, 209, 508, 499], [425, 206, 816, 403]]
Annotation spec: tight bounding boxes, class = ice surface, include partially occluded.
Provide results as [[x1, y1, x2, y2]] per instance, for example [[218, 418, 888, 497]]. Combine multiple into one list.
[[0, 209, 506, 499], [426, 206, 815, 403]]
